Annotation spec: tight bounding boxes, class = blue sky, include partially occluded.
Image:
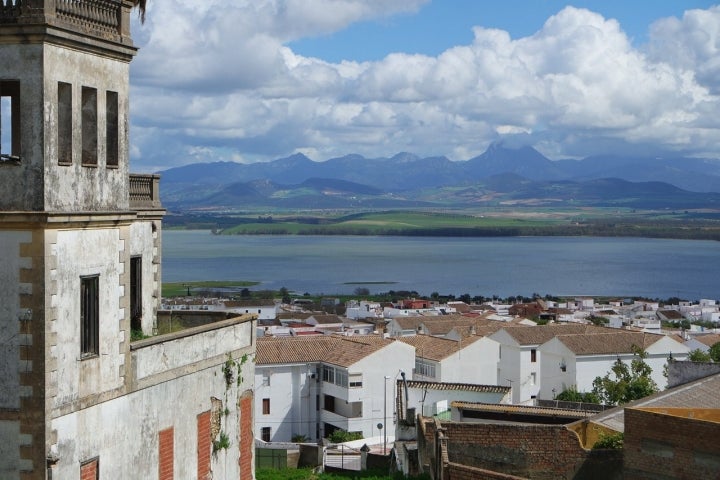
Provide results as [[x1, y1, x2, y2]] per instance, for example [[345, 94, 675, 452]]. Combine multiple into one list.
[[290, 1, 716, 62], [129, 1, 720, 172]]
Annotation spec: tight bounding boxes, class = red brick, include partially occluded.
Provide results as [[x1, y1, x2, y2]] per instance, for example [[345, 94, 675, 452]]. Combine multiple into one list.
[[159, 427, 174, 480]]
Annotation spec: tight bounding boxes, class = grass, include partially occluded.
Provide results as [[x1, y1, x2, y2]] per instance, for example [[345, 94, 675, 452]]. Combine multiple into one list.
[[162, 280, 259, 297]]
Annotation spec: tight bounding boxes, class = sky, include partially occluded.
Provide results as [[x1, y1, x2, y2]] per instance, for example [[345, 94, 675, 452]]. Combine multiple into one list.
[[128, 1, 720, 172]]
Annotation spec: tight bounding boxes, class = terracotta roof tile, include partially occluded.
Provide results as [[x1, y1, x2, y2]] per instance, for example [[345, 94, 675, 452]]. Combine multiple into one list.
[[498, 324, 607, 345], [554, 331, 668, 355], [398, 335, 482, 361], [256, 335, 395, 367], [695, 333, 720, 348], [404, 380, 509, 394]]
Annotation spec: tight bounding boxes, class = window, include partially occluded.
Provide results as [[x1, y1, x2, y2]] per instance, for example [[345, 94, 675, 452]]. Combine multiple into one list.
[[105, 90, 118, 167], [261, 427, 271, 442], [322, 365, 334, 384], [81, 86, 97, 165], [80, 275, 99, 357], [262, 373, 270, 386], [262, 398, 270, 415], [0, 80, 20, 161], [130, 256, 142, 331], [335, 370, 348, 388], [58, 82, 72, 164], [530, 372, 536, 385], [530, 349, 537, 363], [349, 374, 362, 388], [415, 359, 436, 378], [158, 427, 174, 479]]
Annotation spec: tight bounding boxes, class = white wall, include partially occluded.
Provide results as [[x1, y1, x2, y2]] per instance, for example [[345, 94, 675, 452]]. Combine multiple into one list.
[[437, 337, 500, 385]]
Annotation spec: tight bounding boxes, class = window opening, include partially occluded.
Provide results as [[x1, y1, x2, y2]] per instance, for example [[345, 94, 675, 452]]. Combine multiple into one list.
[[58, 82, 72, 164], [0, 80, 20, 162], [261, 427, 271, 442], [81, 275, 99, 357], [105, 90, 118, 167], [81, 86, 97, 165], [262, 398, 270, 415], [130, 256, 142, 331]]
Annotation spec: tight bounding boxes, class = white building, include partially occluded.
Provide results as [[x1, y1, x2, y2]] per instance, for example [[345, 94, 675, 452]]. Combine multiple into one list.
[[489, 324, 606, 403], [398, 334, 500, 385], [539, 331, 689, 399], [254, 336, 415, 442]]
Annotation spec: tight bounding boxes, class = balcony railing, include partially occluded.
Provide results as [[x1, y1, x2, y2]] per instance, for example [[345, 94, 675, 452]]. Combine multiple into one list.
[[129, 173, 162, 210], [1, 0, 133, 42]]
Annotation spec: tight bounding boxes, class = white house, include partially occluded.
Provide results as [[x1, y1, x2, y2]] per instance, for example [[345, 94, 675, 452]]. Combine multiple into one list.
[[538, 331, 689, 399], [254, 336, 415, 443], [398, 334, 500, 385], [224, 299, 278, 320], [489, 324, 606, 404]]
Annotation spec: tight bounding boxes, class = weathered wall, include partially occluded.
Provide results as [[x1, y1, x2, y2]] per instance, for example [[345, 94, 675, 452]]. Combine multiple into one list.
[[419, 419, 623, 480], [129, 220, 158, 334], [50, 352, 255, 480], [666, 360, 720, 388], [50, 227, 126, 406], [0, 43, 45, 211], [624, 408, 720, 480], [43, 43, 131, 211]]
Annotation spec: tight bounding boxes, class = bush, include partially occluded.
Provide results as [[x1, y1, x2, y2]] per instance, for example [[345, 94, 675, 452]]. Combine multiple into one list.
[[328, 429, 363, 443], [593, 431, 624, 449]]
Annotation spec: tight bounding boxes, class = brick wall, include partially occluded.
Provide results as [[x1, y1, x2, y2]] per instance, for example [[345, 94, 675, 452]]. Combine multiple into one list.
[[624, 408, 720, 480], [159, 427, 174, 480], [239, 390, 254, 479], [197, 411, 211, 480], [80, 458, 98, 480], [419, 419, 622, 480], [447, 462, 528, 480]]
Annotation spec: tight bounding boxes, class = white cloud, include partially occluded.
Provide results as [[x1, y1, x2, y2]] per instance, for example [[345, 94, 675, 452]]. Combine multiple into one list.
[[128, 2, 720, 171]]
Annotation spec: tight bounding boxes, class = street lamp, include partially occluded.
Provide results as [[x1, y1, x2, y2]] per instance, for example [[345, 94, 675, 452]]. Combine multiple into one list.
[[384, 375, 390, 455]]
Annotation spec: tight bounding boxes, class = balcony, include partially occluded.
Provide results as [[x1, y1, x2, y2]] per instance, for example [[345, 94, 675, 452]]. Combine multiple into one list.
[[129, 173, 162, 210]]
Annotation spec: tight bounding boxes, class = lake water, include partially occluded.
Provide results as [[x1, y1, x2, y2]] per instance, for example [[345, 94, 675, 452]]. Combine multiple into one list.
[[161, 231, 720, 300]]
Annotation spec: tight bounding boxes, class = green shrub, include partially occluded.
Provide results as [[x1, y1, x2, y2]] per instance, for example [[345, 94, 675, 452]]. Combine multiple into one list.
[[593, 431, 624, 449]]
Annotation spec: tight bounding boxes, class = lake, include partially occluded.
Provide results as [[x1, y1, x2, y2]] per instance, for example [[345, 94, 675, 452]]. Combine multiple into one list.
[[161, 231, 720, 300]]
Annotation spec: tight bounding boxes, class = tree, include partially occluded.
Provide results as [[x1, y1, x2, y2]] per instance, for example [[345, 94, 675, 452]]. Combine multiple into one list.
[[279, 286, 291, 304], [555, 386, 600, 404], [354, 287, 370, 296], [591, 346, 658, 405], [688, 349, 712, 362], [132, 0, 147, 22], [709, 342, 720, 362]]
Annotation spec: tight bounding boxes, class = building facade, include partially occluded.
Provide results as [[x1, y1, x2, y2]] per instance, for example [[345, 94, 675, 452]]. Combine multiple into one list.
[[0, 2, 255, 478]]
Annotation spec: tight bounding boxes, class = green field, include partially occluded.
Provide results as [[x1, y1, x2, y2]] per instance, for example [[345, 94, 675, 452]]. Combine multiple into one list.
[[162, 280, 259, 298], [211, 209, 720, 240]]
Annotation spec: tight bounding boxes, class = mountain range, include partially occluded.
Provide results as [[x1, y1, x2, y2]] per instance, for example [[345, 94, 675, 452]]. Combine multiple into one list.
[[157, 144, 720, 211]]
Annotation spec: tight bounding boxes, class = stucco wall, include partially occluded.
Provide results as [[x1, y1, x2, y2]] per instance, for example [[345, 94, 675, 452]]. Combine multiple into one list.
[[50, 358, 254, 480], [51, 227, 125, 406], [42, 43, 130, 211]]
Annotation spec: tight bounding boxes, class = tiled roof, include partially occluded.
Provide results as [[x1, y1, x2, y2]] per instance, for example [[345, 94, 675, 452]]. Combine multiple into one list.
[[392, 316, 427, 330], [497, 324, 607, 345], [256, 335, 395, 367], [588, 372, 720, 432], [554, 331, 669, 355], [404, 380, 509, 394], [224, 299, 276, 307], [398, 334, 482, 361], [695, 333, 720, 348], [657, 309, 684, 320], [451, 401, 595, 419]]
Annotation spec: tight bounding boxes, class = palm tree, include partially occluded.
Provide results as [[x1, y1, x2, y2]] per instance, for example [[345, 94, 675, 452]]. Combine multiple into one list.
[[132, 0, 147, 22]]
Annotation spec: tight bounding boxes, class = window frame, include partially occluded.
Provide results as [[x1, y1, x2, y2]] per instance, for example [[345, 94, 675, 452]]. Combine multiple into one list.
[[80, 275, 100, 358], [262, 398, 270, 415], [0, 80, 21, 161]]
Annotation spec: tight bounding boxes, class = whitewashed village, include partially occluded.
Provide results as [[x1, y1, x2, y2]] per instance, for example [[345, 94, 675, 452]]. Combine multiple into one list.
[[2, 1, 720, 480]]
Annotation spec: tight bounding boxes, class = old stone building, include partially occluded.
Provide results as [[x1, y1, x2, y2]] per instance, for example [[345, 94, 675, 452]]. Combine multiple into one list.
[[0, 1, 255, 478]]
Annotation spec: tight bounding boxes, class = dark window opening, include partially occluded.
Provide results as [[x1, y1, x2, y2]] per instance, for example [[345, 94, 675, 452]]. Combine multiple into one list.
[[324, 395, 335, 413], [531, 349, 537, 363], [130, 256, 142, 331], [262, 398, 270, 415], [58, 82, 72, 164], [105, 90, 118, 167], [81, 86, 97, 166], [81, 275, 99, 357], [261, 426, 271, 442], [0, 80, 21, 162]]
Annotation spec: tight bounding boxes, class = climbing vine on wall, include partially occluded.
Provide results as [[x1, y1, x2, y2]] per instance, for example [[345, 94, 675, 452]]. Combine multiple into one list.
[[213, 352, 251, 456]]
